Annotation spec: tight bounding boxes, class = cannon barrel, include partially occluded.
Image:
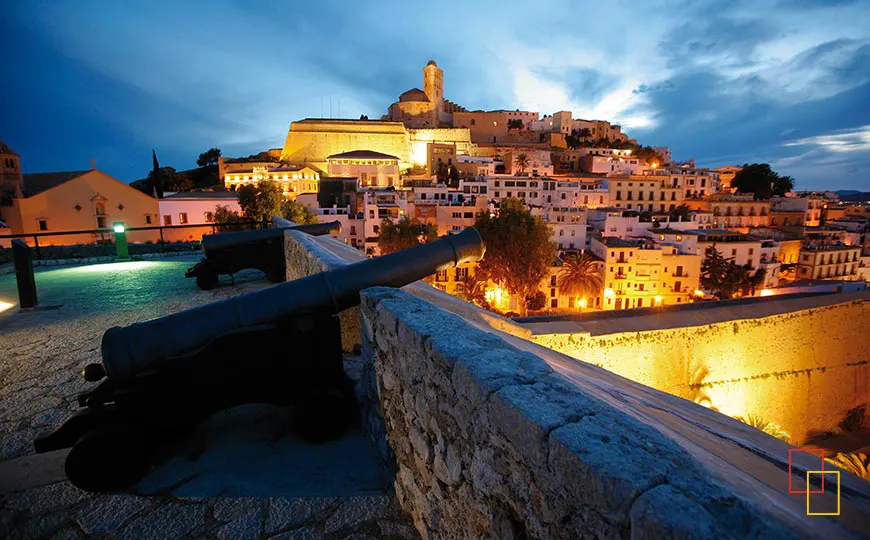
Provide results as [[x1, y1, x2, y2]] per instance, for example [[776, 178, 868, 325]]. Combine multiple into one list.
[[102, 228, 485, 381], [201, 221, 341, 252]]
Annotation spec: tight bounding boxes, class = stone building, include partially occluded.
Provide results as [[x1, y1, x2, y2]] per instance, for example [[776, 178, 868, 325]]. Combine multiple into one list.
[[797, 243, 862, 280], [0, 141, 23, 203], [386, 61, 467, 128]]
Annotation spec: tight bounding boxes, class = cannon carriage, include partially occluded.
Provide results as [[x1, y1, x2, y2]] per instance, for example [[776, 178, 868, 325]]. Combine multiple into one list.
[[34, 228, 486, 492], [185, 221, 342, 289]]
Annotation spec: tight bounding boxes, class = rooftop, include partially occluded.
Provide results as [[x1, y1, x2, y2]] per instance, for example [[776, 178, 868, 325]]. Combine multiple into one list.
[[22, 170, 91, 196], [327, 150, 400, 161], [161, 191, 240, 200]]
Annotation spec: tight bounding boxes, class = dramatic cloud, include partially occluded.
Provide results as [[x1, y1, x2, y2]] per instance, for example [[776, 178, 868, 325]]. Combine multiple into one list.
[[1, 0, 868, 189]]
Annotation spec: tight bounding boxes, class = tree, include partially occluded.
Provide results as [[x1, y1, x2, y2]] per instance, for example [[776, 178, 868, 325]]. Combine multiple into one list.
[[633, 145, 665, 166], [574, 127, 593, 139], [237, 180, 283, 223], [197, 148, 222, 168], [507, 119, 524, 130], [557, 253, 603, 309], [377, 215, 438, 255], [212, 204, 243, 232], [525, 291, 547, 311], [732, 163, 795, 200], [448, 165, 460, 187], [166, 171, 192, 192], [282, 199, 319, 225], [474, 198, 556, 316], [668, 204, 692, 222], [436, 162, 449, 184], [456, 270, 491, 311], [514, 153, 530, 174], [700, 246, 751, 299]]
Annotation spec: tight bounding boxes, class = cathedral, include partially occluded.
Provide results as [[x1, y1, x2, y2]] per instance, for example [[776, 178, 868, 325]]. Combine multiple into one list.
[[385, 61, 467, 128]]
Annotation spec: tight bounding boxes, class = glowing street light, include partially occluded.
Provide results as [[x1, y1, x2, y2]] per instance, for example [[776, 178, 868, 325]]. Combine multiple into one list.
[[760, 289, 774, 297], [113, 222, 130, 261]]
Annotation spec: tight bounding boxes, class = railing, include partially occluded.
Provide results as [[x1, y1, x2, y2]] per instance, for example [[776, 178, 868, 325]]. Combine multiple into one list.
[[0, 220, 267, 262]]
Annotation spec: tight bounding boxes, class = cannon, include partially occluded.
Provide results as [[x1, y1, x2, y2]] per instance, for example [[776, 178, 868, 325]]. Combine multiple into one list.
[[34, 228, 485, 492], [185, 221, 342, 289]]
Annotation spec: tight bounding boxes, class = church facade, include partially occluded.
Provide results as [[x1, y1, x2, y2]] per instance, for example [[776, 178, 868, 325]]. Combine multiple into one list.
[[386, 60, 467, 128]]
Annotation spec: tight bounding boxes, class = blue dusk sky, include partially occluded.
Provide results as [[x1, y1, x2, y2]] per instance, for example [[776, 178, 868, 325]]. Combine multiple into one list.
[[2, 0, 869, 190]]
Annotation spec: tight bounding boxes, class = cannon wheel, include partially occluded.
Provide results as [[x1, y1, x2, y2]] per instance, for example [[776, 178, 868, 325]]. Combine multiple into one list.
[[65, 427, 151, 492], [196, 271, 220, 290], [294, 387, 353, 443]]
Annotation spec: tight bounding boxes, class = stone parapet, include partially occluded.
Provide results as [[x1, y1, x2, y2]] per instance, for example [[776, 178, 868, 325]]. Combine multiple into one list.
[[360, 287, 870, 539]]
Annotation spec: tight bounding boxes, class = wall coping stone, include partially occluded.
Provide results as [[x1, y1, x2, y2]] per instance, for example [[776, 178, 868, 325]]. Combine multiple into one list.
[[361, 286, 870, 539]]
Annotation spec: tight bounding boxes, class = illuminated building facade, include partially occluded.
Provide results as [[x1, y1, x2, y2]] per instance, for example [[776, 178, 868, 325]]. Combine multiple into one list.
[[326, 150, 400, 188], [223, 164, 320, 198], [797, 243, 862, 280]]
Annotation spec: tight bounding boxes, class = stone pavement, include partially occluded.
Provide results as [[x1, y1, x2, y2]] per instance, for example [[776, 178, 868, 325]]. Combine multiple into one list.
[[0, 259, 418, 539]]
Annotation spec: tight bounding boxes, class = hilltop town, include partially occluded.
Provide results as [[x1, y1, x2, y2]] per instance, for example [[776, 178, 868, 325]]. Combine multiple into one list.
[[1, 60, 868, 315]]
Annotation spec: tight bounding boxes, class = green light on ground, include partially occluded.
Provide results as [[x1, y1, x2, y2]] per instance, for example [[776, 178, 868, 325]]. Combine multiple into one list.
[[74, 261, 156, 273], [113, 224, 126, 233]]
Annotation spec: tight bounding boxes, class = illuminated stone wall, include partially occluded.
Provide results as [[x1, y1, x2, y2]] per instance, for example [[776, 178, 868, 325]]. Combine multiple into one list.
[[280, 120, 476, 172], [530, 292, 870, 444]]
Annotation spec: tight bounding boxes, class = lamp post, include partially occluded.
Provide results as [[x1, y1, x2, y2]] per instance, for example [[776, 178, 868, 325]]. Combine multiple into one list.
[[113, 222, 130, 261]]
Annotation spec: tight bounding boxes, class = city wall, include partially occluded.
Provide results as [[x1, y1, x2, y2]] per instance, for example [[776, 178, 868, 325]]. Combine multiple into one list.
[[283, 228, 870, 540], [528, 294, 870, 444]]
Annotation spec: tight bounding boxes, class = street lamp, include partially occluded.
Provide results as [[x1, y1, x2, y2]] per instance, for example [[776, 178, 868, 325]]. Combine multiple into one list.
[[113, 222, 130, 261]]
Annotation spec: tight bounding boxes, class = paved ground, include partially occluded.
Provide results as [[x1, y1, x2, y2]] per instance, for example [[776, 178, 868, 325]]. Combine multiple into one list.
[[0, 259, 417, 539]]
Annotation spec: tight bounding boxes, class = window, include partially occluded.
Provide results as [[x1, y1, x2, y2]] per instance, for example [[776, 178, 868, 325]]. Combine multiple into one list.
[[97, 216, 107, 228], [731, 249, 737, 256], [164, 215, 172, 226], [38, 219, 48, 231], [464, 212, 473, 218], [435, 269, 448, 282], [373, 225, 380, 234], [179, 212, 189, 225], [675, 265, 684, 277], [748, 248, 754, 255], [455, 267, 469, 281], [561, 193, 566, 200], [551, 298, 558, 308], [350, 226, 357, 235], [146, 215, 153, 224]]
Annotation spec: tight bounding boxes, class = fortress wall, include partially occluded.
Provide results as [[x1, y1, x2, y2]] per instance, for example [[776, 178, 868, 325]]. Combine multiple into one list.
[[531, 294, 870, 444], [283, 230, 870, 539]]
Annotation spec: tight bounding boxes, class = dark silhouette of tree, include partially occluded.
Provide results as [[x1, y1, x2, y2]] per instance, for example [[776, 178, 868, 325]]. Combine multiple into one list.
[[436, 162, 449, 184], [212, 204, 243, 232], [700, 246, 751, 299], [448, 165, 460, 187], [237, 180, 283, 223], [507, 119, 524, 130], [282, 199, 319, 224], [514, 153, 530, 174], [633, 145, 665, 166], [526, 291, 547, 311], [732, 163, 795, 200], [197, 148, 222, 168], [474, 198, 555, 315], [377, 215, 438, 255], [574, 127, 593, 139], [668, 204, 693, 222]]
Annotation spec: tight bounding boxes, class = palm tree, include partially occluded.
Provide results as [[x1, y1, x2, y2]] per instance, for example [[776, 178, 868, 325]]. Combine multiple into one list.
[[557, 253, 603, 310], [826, 452, 870, 481], [514, 153, 530, 174], [456, 271, 491, 310]]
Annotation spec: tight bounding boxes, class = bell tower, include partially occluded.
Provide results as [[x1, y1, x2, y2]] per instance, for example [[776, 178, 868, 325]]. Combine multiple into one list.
[[423, 60, 443, 105], [0, 141, 23, 201]]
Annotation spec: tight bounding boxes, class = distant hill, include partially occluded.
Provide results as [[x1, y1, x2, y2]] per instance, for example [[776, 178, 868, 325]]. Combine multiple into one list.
[[131, 164, 223, 195], [836, 190, 870, 202]]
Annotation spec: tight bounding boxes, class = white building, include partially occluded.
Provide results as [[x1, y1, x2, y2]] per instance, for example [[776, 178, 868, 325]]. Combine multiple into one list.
[[326, 150, 401, 188]]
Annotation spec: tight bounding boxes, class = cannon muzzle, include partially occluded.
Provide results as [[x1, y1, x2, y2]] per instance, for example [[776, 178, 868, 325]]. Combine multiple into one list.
[[103, 228, 485, 381], [201, 221, 341, 252]]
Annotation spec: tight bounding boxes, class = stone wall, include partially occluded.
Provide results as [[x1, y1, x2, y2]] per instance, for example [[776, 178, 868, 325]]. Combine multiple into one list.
[[283, 230, 870, 540], [528, 293, 870, 444]]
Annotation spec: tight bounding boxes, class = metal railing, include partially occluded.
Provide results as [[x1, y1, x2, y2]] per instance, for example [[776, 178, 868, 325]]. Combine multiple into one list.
[[0, 220, 268, 262]]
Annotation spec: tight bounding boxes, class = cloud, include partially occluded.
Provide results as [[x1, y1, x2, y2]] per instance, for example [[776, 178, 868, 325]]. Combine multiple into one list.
[[783, 125, 870, 153]]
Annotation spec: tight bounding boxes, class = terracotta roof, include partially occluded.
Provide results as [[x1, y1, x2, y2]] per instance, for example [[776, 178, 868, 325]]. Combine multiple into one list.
[[399, 88, 430, 102], [0, 141, 17, 155], [327, 150, 400, 161], [23, 170, 91, 197], [162, 191, 240, 200]]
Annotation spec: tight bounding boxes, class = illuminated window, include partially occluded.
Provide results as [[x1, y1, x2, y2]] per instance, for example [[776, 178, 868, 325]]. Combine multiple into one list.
[[179, 213, 188, 225]]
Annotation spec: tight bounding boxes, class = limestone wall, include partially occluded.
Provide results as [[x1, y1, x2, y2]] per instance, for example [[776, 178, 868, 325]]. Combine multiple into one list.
[[283, 230, 870, 540], [360, 287, 869, 539], [530, 293, 870, 443]]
